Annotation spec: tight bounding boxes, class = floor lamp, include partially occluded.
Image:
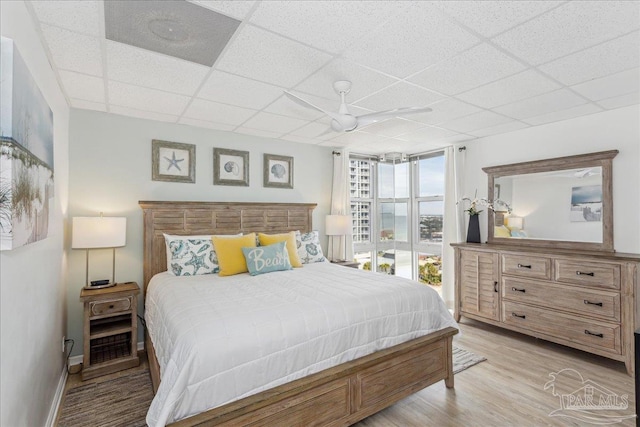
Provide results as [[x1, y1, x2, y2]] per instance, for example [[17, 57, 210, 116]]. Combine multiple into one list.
[[326, 214, 351, 262], [72, 216, 127, 289]]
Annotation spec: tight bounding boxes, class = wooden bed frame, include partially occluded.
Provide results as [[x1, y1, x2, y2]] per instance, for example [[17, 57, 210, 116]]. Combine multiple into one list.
[[140, 201, 458, 427]]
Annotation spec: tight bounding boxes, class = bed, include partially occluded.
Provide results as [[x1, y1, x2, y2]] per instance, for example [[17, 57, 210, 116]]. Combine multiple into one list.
[[140, 201, 459, 427]]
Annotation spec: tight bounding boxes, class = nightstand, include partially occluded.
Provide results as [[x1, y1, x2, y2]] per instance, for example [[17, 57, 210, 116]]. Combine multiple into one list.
[[330, 260, 360, 269], [80, 282, 140, 380]]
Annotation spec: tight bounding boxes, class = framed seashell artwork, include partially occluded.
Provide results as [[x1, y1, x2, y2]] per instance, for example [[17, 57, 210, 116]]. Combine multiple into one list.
[[213, 148, 249, 186], [264, 154, 293, 189]]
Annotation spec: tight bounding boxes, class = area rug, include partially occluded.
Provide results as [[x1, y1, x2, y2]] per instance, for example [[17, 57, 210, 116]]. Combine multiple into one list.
[[57, 347, 486, 426], [453, 346, 487, 374]]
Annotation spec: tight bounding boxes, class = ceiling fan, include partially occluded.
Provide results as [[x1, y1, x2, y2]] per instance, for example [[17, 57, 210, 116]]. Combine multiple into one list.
[[284, 80, 433, 133]]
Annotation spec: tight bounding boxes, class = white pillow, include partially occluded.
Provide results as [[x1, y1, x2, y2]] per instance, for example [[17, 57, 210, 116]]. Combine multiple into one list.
[[295, 230, 326, 264], [163, 233, 240, 276]]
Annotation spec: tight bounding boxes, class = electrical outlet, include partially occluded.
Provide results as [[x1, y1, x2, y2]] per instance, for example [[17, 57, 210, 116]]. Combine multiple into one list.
[[62, 336, 66, 353]]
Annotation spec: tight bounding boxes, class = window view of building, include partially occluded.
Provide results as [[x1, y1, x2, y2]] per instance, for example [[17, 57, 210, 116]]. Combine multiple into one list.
[[349, 152, 445, 295]]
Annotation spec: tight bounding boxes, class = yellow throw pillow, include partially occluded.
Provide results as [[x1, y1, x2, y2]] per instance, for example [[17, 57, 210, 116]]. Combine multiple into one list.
[[494, 225, 511, 238], [258, 232, 303, 268], [212, 233, 257, 276]]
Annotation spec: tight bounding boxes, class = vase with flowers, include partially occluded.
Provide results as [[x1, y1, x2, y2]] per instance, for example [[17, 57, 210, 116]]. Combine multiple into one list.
[[459, 191, 512, 244]]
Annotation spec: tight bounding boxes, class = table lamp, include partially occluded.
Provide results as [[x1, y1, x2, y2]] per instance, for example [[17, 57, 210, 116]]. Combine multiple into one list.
[[72, 216, 126, 289], [326, 214, 352, 262]]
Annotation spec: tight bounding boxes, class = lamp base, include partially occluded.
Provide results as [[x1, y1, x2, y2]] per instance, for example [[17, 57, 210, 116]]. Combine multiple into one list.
[[83, 282, 117, 290]]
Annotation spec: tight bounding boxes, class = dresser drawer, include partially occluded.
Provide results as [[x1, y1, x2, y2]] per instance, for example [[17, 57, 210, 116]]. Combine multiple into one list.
[[502, 301, 621, 354], [90, 297, 132, 316], [554, 259, 620, 290], [502, 278, 620, 322], [502, 254, 551, 280]]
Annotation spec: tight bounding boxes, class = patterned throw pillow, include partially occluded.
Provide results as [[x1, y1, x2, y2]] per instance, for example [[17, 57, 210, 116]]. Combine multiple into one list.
[[295, 230, 326, 264], [242, 241, 292, 276], [163, 234, 218, 276]]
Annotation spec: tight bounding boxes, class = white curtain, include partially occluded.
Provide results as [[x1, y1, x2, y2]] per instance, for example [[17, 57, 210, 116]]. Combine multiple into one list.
[[329, 149, 354, 261], [441, 145, 465, 308]]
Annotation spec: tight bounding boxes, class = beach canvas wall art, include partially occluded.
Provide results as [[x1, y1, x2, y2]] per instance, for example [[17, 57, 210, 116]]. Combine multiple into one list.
[[0, 37, 54, 250]]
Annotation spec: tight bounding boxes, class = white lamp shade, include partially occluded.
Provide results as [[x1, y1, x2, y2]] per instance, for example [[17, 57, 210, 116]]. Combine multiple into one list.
[[508, 216, 523, 230], [72, 217, 127, 249], [326, 215, 352, 236]]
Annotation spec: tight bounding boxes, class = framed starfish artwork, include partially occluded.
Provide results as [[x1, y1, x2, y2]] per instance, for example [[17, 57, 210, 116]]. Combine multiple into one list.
[[152, 140, 196, 183], [213, 148, 249, 186]]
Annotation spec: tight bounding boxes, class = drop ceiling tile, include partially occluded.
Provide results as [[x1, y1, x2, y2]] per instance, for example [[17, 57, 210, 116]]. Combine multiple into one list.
[[108, 81, 191, 115], [58, 70, 105, 103], [392, 126, 458, 144], [493, 1, 640, 65], [408, 43, 527, 95], [40, 24, 102, 76], [31, 0, 103, 36], [109, 105, 179, 123], [436, 1, 562, 38], [597, 92, 640, 110], [408, 98, 481, 125], [250, 1, 400, 54], [294, 58, 398, 102], [359, 118, 427, 139], [106, 42, 210, 95], [198, 71, 284, 109], [523, 104, 603, 126], [331, 131, 391, 147], [540, 31, 640, 86], [216, 24, 332, 88], [281, 134, 322, 145], [188, 1, 257, 20], [467, 121, 530, 138], [235, 127, 284, 139], [355, 82, 443, 112], [178, 117, 236, 131], [570, 68, 640, 101], [493, 89, 588, 120], [70, 99, 107, 112], [440, 110, 512, 133], [241, 112, 309, 134], [457, 70, 561, 109], [289, 122, 335, 139], [183, 98, 257, 125], [343, 3, 479, 78]]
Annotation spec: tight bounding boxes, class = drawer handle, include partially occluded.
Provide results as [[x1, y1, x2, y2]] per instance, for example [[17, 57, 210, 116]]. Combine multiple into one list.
[[511, 287, 526, 293], [584, 330, 604, 338], [511, 313, 526, 319], [583, 300, 603, 307], [109, 304, 114, 309], [517, 264, 532, 269], [494, 281, 498, 293], [576, 271, 595, 276]]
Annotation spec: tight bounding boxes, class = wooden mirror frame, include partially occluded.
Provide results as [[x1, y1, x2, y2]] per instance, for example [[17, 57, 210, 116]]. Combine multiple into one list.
[[483, 150, 618, 252]]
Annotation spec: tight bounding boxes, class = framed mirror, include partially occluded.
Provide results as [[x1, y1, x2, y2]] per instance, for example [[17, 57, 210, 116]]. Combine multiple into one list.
[[483, 150, 618, 252]]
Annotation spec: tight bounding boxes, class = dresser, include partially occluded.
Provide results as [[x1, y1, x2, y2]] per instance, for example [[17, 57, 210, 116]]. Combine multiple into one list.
[[453, 243, 639, 375]]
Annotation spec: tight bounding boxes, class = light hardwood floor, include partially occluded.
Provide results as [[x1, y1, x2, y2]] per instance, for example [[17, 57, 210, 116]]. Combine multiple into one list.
[[356, 318, 636, 426], [59, 320, 636, 426]]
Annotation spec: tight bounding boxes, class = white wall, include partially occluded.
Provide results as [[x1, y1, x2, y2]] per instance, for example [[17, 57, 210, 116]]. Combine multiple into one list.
[[461, 105, 640, 253], [67, 109, 334, 355], [0, 2, 70, 426]]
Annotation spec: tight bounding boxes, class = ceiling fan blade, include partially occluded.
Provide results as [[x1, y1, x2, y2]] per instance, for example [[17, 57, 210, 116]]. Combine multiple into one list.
[[283, 91, 342, 120], [356, 106, 433, 125]]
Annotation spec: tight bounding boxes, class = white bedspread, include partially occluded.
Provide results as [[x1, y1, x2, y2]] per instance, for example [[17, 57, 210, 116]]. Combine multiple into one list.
[[145, 261, 458, 426]]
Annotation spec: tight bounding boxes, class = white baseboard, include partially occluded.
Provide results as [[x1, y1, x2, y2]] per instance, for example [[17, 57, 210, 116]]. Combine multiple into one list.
[[45, 366, 68, 427], [68, 341, 145, 367]]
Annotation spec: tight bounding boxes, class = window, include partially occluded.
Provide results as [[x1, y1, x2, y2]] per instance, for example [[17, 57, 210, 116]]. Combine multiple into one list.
[[349, 152, 445, 294]]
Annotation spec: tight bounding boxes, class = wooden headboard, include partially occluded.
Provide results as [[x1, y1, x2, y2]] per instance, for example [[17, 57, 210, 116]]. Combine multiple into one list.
[[139, 201, 317, 292]]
